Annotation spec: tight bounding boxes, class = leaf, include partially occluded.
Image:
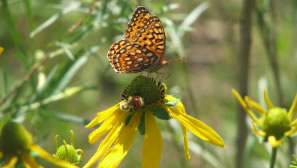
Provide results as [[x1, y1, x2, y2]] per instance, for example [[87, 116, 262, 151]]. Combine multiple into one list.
[[179, 2, 209, 37], [152, 107, 171, 120], [138, 112, 145, 135], [52, 53, 88, 95], [164, 100, 179, 107], [23, 0, 35, 30], [1, 0, 29, 68], [30, 2, 81, 38]]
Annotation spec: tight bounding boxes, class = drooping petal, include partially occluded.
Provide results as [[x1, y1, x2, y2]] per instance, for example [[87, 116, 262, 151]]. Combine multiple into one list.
[[98, 112, 141, 168], [245, 96, 266, 115], [21, 152, 42, 168], [163, 103, 224, 147], [165, 95, 224, 147], [181, 125, 190, 160], [85, 103, 120, 128], [142, 112, 162, 168], [264, 90, 274, 109], [285, 125, 297, 137], [165, 95, 191, 159], [30, 144, 79, 168], [83, 112, 129, 168], [288, 93, 297, 120], [3, 156, 18, 168], [268, 136, 282, 148], [88, 109, 121, 144], [251, 122, 266, 137], [232, 90, 259, 123]]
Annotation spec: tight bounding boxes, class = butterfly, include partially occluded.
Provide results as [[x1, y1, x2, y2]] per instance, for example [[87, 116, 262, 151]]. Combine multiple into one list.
[[107, 6, 169, 73]]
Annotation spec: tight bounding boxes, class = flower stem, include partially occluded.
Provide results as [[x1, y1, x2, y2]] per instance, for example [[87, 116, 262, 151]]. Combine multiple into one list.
[[270, 147, 278, 168]]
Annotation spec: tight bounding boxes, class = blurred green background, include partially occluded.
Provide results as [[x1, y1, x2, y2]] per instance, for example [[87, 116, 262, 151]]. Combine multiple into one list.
[[1, 0, 297, 167]]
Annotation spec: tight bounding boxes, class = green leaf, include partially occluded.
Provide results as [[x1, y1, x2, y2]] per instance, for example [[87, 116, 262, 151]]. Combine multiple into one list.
[[138, 112, 145, 135], [23, 0, 35, 30], [30, 2, 80, 38], [52, 53, 88, 95], [1, 0, 29, 69], [164, 100, 179, 107], [125, 112, 135, 126], [152, 107, 171, 120]]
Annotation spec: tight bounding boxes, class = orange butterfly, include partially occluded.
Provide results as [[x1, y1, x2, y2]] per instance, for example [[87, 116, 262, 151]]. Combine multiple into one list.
[[107, 6, 169, 73]]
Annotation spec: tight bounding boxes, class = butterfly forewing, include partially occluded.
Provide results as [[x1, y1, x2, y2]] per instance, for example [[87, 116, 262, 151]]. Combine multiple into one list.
[[124, 7, 166, 59], [108, 40, 158, 73], [108, 6, 167, 73]]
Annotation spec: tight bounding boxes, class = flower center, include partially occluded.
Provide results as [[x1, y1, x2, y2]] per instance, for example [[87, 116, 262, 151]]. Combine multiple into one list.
[[0, 122, 32, 154], [121, 75, 166, 112], [262, 108, 291, 139]]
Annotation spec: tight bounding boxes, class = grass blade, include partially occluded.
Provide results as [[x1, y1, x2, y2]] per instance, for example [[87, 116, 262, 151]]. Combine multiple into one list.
[[1, 0, 29, 69], [23, 0, 35, 30], [30, 2, 80, 38]]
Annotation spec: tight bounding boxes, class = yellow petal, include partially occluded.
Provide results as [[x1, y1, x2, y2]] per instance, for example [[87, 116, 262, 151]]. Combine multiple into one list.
[[232, 89, 259, 123], [88, 110, 121, 144], [165, 95, 190, 159], [288, 93, 297, 119], [0, 46, 3, 56], [181, 125, 190, 160], [264, 90, 274, 109], [98, 112, 141, 168], [285, 125, 297, 137], [21, 152, 42, 168], [268, 136, 282, 148], [245, 96, 266, 115], [0, 152, 3, 159], [30, 144, 79, 168], [163, 104, 224, 147], [142, 112, 162, 168], [251, 122, 266, 137], [83, 112, 129, 168], [3, 156, 18, 168], [85, 103, 120, 128]]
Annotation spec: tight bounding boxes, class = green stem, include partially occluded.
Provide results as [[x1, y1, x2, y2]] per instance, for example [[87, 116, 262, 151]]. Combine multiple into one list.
[[270, 147, 278, 168]]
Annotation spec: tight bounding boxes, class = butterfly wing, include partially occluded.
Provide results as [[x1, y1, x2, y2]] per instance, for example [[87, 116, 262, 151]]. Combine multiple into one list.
[[125, 6, 166, 59], [107, 40, 158, 73]]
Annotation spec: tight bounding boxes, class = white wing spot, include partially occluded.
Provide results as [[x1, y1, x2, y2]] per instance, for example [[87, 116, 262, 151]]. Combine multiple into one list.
[[146, 52, 153, 57], [136, 49, 142, 54], [137, 58, 144, 62]]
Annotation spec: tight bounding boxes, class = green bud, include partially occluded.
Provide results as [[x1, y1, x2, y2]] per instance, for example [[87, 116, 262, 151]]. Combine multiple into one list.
[[54, 130, 83, 164], [262, 108, 291, 139], [0, 121, 32, 154], [55, 143, 79, 163]]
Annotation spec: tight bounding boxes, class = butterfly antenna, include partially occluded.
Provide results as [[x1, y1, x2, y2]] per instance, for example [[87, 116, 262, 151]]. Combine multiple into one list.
[[168, 57, 187, 64]]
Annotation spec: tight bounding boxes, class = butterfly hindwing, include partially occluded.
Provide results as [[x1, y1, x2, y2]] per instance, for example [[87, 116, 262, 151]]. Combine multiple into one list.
[[107, 40, 158, 73]]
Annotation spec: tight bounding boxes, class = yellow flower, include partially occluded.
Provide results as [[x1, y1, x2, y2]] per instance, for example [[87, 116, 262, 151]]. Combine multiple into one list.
[[232, 89, 297, 147], [0, 121, 79, 168], [0, 46, 3, 56], [84, 75, 224, 168]]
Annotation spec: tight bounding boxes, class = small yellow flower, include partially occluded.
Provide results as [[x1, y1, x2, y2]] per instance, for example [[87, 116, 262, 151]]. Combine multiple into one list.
[[232, 89, 297, 147], [84, 75, 224, 168], [0, 121, 79, 168], [0, 46, 3, 56]]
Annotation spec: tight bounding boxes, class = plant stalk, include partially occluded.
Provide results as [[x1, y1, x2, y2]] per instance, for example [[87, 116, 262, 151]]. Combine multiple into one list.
[[270, 147, 277, 168]]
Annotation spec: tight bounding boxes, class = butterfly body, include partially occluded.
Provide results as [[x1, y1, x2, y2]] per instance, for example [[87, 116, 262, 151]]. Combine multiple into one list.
[[107, 6, 169, 73]]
